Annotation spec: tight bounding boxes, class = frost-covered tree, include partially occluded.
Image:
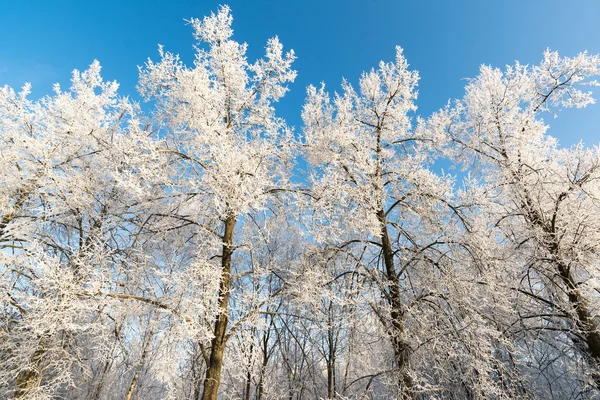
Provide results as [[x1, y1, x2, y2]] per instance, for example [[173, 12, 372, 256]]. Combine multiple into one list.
[[0, 61, 162, 398], [302, 47, 510, 399], [138, 6, 296, 399], [441, 50, 600, 398], [2, 5, 600, 399]]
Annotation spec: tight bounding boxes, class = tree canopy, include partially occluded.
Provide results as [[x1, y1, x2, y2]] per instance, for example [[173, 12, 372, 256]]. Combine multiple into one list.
[[1, 6, 600, 400]]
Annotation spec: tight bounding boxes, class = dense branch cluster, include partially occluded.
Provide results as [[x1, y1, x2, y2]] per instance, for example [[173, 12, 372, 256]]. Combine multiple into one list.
[[1, 6, 600, 400]]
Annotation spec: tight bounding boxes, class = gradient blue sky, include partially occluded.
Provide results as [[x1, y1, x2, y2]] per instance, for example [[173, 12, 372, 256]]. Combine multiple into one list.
[[1, 0, 599, 147]]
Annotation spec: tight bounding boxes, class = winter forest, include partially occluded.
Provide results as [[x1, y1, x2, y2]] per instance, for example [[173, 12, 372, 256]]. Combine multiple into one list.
[[2, 5, 600, 400]]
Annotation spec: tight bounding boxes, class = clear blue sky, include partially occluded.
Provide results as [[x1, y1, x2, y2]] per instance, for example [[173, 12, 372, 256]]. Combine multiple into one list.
[[1, 0, 599, 147]]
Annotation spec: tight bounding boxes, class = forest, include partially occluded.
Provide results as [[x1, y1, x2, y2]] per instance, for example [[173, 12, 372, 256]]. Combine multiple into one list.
[[1, 6, 600, 400]]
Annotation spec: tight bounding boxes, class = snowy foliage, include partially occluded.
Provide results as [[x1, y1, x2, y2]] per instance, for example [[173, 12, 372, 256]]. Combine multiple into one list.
[[1, 6, 600, 400]]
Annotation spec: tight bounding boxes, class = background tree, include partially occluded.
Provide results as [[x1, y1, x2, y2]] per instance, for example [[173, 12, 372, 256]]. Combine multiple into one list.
[[0, 61, 163, 398], [441, 49, 600, 398]]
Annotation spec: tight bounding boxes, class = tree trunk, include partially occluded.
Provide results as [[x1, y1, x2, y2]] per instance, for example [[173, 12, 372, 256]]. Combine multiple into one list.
[[124, 325, 154, 400], [373, 124, 414, 399], [191, 346, 206, 400], [556, 261, 600, 376], [15, 337, 48, 398], [257, 325, 270, 400], [327, 308, 337, 400], [523, 185, 600, 387], [326, 357, 336, 399], [377, 209, 414, 400], [201, 213, 237, 400], [243, 338, 254, 400]]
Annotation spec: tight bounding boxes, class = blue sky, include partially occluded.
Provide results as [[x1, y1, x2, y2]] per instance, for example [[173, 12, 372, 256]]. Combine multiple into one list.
[[1, 0, 599, 147]]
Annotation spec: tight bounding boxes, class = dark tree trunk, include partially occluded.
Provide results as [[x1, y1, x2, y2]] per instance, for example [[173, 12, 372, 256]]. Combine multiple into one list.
[[556, 261, 600, 379], [377, 209, 414, 400], [243, 339, 254, 400], [257, 320, 272, 400], [522, 184, 600, 387], [372, 124, 414, 399], [201, 213, 237, 400], [326, 306, 337, 399]]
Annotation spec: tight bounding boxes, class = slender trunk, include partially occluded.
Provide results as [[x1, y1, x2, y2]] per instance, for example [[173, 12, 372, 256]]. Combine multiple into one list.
[[202, 213, 237, 400], [257, 324, 270, 400], [243, 338, 254, 400], [192, 342, 209, 400], [124, 325, 154, 400], [373, 125, 413, 399], [244, 369, 252, 400], [257, 376, 265, 400], [326, 308, 336, 400], [257, 363, 266, 399], [124, 365, 141, 400], [377, 209, 414, 400]]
